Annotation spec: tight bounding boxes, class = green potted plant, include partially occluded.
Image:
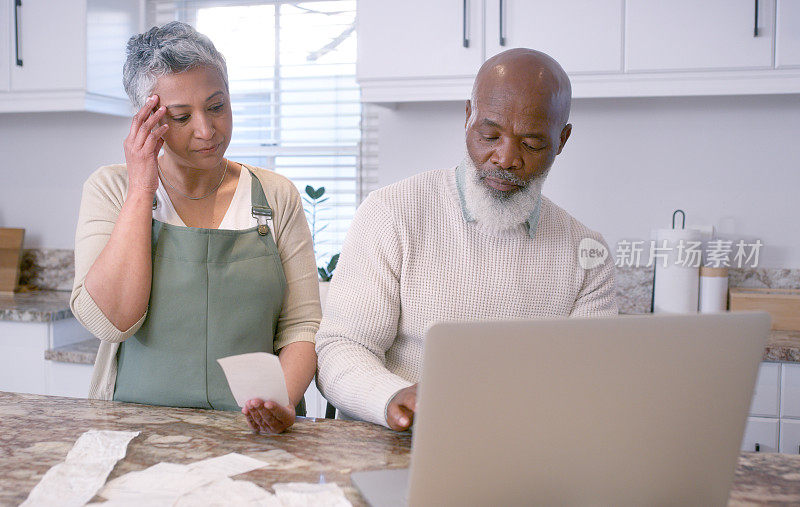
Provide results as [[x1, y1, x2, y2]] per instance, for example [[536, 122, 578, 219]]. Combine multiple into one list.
[[303, 185, 339, 310]]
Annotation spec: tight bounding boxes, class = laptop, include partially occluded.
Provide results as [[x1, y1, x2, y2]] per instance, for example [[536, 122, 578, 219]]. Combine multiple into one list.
[[351, 312, 770, 506]]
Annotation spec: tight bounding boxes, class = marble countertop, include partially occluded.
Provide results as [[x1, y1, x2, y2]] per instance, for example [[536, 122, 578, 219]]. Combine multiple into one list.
[[0, 290, 72, 322], [48, 330, 800, 367], [0, 392, 409, 506], [1, 392, 799, 506], [5, 289, 797, 364], [44, 339, 99, 364]]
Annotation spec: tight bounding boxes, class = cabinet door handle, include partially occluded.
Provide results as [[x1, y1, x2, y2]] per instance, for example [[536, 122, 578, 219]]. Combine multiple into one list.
[[14, 0, 23, 67], [753, 0, 759, 37], [499, 0, 506, 46], [462, 0, 469, 48]]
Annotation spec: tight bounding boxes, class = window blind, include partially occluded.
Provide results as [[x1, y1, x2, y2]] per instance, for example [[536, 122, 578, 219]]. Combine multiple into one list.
[[147, 0, 365, 263]]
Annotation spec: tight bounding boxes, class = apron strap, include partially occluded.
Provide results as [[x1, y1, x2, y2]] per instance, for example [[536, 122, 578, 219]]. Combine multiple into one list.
[[249, 168, 274, 236]]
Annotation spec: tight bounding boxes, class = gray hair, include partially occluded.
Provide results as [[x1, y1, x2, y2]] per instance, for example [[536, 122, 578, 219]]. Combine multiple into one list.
[[123, 21, 228, 110]]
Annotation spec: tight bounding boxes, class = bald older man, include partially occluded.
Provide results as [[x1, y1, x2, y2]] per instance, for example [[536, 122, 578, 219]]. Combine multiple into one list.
[[315, 49, 618, 431]]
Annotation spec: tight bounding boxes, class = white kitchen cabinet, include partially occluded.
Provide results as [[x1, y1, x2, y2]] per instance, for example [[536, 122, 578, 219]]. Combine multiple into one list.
[[0, 321, 49, 394], [781, 362, 800, 418], [484, 0, 623, 74], [741, 416, 779, 453], [357, 0, 483, 101], [0, 318, 93, 396], [0, 0, 141, 115], [358, 0, 800, 103], [779, 419, 800, 454], [0, 0, 9, 91], [625, 0, 774, 72], [8, 0, 85, 92], [46, 361, 92, 398], [750, 362, 781, 417], [776, 0, 800, 68]]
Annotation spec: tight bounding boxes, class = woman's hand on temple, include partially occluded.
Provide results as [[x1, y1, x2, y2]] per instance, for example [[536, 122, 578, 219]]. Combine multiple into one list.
[[124, 95, 168, 195], [242, 398, 296, 434]]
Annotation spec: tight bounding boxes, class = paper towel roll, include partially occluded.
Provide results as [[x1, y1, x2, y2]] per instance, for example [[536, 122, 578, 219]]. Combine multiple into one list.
[[653, 228, 702, 314], [699, 266, 729, 313]]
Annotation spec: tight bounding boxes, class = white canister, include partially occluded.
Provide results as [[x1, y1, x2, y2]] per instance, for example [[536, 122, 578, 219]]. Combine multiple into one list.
[[699, 266, 729, 313]]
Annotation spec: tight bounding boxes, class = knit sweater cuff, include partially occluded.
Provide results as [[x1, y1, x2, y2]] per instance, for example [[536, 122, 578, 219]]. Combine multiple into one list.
[[274, 325, 318, 351], [71, 287, 146, 343], [363, 373, 414, 428]]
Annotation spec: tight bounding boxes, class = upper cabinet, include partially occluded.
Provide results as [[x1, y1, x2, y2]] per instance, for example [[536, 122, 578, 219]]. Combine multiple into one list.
[[484, 0, 623, 74], [776, 0, 800, 68], [357, 0, 800, 103], [0, 0, 9, 92], [0, 0, 141, 116], [625, 0, 773, 71], [358, 0, 483, 81], [357, 0, 484, 102]]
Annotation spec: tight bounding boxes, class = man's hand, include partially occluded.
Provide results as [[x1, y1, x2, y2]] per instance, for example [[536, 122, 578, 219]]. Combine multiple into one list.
[[386, 384, 417, 432], [242, 398, 296, 434]]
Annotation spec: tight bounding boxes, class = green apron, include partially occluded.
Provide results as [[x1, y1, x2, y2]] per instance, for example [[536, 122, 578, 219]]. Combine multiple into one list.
[[114, 170, 304, 415]]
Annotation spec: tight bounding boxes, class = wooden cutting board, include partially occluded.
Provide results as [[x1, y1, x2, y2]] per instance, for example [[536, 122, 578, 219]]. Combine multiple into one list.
[[0, 228, 25, 293], [729, 287, 800, 331]]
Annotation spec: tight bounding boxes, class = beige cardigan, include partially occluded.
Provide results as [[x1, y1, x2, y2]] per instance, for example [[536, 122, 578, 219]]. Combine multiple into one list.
[[70, 164, 321, 400]]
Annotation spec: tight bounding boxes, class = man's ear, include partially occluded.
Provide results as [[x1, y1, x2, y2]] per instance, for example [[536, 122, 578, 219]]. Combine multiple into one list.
[[557, 123, 572, 154], [465, 100, 472, 129]]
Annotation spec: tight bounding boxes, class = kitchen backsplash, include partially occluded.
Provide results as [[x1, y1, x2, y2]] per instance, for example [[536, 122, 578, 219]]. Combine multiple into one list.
[[19, 249, 74, 291], [616, 266, 800, 314], [18, 249, 800, 314]]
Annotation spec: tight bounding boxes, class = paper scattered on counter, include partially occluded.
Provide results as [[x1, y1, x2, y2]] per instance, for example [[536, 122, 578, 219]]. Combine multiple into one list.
[[187, 452, 272, 477], [217, 352, 290, 407], [93, 479, 351, 507], [98, 462, 221, 503], [273, 482, 351, 507], [98, 452, 270, 503], [174, 478, 281, 506], [21, 429, 139, 507]]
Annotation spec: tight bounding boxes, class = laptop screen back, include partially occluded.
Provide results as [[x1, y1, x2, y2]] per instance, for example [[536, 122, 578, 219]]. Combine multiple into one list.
[[406, 313, 769, 506]]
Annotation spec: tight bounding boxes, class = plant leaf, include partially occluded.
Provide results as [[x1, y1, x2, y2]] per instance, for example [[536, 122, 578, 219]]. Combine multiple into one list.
[[316, 223, 329, 233], [327, 253, 339, 271], [305, 185, 315, 198], [313, 187, 326, 199], [316, 197, 330, 204], [318, 267, 331, 281]]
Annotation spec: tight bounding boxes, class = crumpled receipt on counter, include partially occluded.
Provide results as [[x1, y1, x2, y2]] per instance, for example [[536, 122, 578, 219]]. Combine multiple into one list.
[[92, 453, 352, 506], [95, 453, 269, 504], [21, 429, 139, 507]]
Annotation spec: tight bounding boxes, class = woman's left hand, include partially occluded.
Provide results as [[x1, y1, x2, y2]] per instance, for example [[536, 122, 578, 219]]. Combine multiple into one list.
[[242, 398, 296, 434]]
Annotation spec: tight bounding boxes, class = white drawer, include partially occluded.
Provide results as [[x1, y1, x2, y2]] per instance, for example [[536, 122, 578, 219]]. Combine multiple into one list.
[[741, 417, 779, 453], [749, 362, 781, 417], [779, 419, 800, 455], [781, 363, 800, 418]]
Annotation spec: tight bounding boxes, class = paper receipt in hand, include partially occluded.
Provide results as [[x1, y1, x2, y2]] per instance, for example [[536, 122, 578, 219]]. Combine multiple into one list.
[[216, 352, 290, 407]]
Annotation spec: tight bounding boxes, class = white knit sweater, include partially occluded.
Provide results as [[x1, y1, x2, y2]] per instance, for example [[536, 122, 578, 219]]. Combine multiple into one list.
[[315, 166, 618, 427]]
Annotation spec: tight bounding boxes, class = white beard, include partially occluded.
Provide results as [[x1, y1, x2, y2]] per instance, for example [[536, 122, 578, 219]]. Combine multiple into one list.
[[461, 153, 547, 231]]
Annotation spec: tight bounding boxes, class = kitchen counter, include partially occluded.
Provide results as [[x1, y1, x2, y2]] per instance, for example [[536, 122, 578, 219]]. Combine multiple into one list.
[[0, 290, 72, 322], [49, 329, 800, 367], [3, 290, 798, 364], [1, 392, 799, 505]]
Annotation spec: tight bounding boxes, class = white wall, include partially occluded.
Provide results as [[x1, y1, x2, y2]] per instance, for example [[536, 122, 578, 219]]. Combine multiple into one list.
[[2, 94, 798, 269], [375, 95, 800, 269], [0, 112, 130, 248]]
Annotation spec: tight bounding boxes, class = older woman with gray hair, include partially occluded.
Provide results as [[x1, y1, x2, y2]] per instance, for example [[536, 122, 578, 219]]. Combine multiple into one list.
[[70, 22, 320, 434]]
